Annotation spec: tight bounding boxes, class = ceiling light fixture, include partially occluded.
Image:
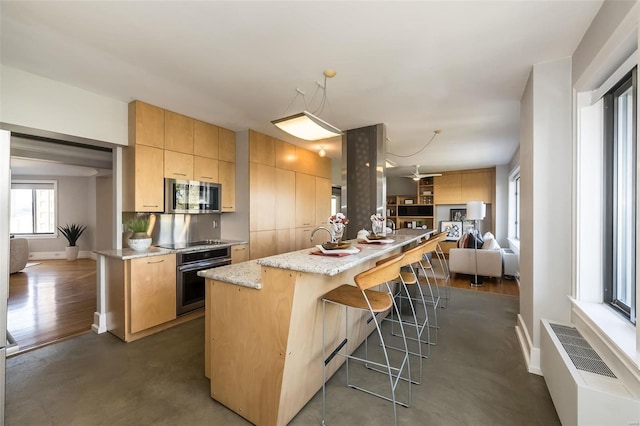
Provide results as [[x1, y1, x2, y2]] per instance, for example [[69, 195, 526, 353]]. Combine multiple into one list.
[[318, 146, 327, 157], [272, 70, 342, 141]]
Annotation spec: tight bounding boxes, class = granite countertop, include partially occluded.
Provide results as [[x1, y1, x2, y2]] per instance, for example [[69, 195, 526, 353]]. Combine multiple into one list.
[[198, 260, 262, 290], [95, 239, 247, 260], [199, 229, 434, 289]]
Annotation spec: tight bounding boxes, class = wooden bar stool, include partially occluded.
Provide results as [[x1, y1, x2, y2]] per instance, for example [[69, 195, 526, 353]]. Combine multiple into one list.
[[321, 254, 410, 426]]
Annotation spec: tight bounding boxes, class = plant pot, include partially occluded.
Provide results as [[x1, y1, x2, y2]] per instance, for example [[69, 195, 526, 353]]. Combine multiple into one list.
[[65, 246, 79, 261], [128, 232, 152, 251]]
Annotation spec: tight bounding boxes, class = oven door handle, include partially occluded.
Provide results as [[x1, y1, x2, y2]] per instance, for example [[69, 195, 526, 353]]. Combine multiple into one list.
[[177, 259, 231, 272]]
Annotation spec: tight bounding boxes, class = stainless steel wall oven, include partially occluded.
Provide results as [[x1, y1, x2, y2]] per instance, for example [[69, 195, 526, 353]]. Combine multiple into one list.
[[175, 246, 231, 315]]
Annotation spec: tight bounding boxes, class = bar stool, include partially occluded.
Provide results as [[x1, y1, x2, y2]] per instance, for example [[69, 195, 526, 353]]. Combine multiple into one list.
[[376, 242, 431, 385], [321, 254, 410, 426], [428, 231, 451, 308], [414, 238, 442, 344]]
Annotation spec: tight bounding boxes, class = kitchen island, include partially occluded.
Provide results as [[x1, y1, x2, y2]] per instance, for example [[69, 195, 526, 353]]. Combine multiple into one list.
[[200, 229, 433, 426]]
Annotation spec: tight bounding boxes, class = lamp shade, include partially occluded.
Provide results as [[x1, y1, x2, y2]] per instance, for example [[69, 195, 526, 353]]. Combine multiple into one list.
[[466, 201, 486, 220], [271, 111, 342, 141]]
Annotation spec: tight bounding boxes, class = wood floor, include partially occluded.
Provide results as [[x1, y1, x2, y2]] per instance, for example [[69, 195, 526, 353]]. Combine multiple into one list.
[[8, 259, 96, 354], [431, 258, 520, 297]]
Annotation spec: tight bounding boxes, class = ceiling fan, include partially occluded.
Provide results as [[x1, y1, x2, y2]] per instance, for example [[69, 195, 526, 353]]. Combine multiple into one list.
[[403, 165, 442, 181]]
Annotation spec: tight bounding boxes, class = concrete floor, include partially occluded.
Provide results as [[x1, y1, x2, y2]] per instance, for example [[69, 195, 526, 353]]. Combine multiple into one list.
[[6, 288, 559, 426]]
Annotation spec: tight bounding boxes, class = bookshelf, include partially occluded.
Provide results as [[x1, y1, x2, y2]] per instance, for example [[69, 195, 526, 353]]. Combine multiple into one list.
[[386, 177, 435, 230]]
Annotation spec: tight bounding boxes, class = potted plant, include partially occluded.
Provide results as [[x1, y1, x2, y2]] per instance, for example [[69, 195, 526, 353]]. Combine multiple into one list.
[[58, 223, 87, 261], [124, 217, 152, 251]]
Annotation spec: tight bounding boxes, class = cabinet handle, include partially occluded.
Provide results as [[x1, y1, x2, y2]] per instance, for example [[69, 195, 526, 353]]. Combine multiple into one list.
[[174, 173, 187, 176], [143, 204, 159, 208], [201, 176, 213, 179], [303, 223, 311, 226], [234, 247, 246, 251], [223, 206, 233, 209], [147, 259, 165, 264]]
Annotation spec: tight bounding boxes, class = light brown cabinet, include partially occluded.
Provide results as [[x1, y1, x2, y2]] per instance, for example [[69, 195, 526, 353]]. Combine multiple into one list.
[[275, 139, 297, 171], [164, 110, 194, 154], [164, 150, 194, 180], [106, 253, 177, 342], [123, 145, 164, 212], [219, 127, 236, 163], [194, 120, 219, 159], [461, 170, 494, 203], [249, 130, 275, 166], [275, 168, 296, 230], [231, 244, 249, 264], [194, 156, 219, 183], [250, 163, 276, 231], [295, 173, 316, 228], [219, 160, 236, 212], [128, 100, 164, 149], [434, 174, 462, 205], [315, 177, 331, 227], [250, 230, 277, 259]]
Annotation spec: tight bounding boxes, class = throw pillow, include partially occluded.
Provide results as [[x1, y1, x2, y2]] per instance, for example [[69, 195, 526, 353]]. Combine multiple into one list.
[[465, 231, 484, 249], [482, 237, 501, 250]]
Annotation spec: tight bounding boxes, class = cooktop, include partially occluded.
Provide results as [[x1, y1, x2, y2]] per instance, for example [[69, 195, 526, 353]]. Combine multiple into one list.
[[156, 240, 227, 250]]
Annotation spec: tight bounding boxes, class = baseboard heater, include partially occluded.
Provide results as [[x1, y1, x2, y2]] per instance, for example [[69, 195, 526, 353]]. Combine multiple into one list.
[[540, 320, 640, 425]]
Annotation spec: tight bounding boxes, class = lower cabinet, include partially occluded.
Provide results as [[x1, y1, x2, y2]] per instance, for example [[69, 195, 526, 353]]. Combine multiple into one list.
[[231, 244, 249, 264], [106, 253, 179, 342]]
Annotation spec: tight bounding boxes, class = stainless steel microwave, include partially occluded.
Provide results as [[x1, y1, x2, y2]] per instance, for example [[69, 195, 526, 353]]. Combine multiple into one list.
[[165, 179, 221, 214]]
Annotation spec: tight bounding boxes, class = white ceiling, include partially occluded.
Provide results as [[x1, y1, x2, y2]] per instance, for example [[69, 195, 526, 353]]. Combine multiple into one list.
[[0, 1, 602, 177]]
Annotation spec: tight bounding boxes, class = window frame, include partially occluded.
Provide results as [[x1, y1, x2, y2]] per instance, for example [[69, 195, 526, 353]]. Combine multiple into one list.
[[10, 179, 58, 238], [603, 68, 637, 323]]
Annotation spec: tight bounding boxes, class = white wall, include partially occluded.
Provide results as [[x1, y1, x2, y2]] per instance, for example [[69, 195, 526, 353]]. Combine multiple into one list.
[[517, 57, 573, 374], [13, 175, 95, 257], [494, 164, 509, 247], [0, 66, 128, 146]]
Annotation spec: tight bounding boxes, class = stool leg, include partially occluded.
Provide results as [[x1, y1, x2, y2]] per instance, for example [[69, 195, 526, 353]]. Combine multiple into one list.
[[322, 300, 327, 426]]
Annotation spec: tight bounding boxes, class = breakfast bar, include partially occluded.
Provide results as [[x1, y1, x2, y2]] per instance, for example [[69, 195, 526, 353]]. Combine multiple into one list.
[[200, 229, 432, 426]]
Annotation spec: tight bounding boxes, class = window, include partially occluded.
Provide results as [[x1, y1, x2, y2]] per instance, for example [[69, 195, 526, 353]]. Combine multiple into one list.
[[603, 68, 636, 323], [10, 180, 57, 236], [514, 175, 520, 240]]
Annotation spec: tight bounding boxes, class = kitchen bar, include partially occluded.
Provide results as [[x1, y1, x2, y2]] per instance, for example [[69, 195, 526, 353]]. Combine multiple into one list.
[[200, 229, 433, 426]]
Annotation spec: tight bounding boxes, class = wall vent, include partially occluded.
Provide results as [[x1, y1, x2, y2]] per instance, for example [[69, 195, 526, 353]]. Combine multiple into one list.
[[549, 323, 616, 378]]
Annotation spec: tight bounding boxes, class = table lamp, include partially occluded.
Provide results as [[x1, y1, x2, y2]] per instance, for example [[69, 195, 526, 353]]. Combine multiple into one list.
[[466, 201, 486, 287]]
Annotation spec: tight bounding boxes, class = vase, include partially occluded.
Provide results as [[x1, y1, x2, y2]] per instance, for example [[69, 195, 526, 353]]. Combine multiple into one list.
[[128, 232, 152, 251], [65, 246, 79, 261], [331, 223, 345, 242], [371, 221, 385, 236]]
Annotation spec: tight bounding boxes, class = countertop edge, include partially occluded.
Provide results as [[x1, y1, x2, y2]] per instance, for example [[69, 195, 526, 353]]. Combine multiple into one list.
[[95, 240, 248, 260]]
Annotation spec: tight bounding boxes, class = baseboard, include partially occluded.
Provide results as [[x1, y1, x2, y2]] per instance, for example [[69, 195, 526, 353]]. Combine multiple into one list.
[[28, 250, 94, 260], [516, 314, 542, 375]]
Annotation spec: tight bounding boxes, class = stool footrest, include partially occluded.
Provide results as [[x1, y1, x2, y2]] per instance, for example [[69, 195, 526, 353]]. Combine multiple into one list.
[[324, 338, 348, 366]]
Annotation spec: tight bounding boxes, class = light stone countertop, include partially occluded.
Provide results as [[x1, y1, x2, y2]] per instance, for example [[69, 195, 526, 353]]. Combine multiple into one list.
[[198, 260, 262, 289], [94, 239, 247, 260], [198, 230, 434, 289]]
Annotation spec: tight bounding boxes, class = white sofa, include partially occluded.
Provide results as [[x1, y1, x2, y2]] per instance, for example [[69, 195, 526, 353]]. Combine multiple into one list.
[[448, 248, 503, 279]]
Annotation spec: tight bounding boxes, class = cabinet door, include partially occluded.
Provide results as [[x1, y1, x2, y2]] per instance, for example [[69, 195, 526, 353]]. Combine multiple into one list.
[[193, 120, 219, 159], [231, 244, 249, 264], [249, 130, 275, 166], [219, 127, 236, 163], [129, 100, 164, 148], [219, 160, 236, 212], [461, 171, 493, 203], [194, 156, 219, 183], [129, 254, 177, 334], [295, 227, 315, 251], [250, 163, 275, 231], [165, 150, 194, 180], [249, 230, 277, 259], [275, 139, 297, 170], [315, 177, 331, 227], [275, 168, 295, 230], [295, 173, 316, 227], [275, 228, 296, 255], [132, 145, 164, 212], [164, 110, 194, 154], [434, 173, 461, 204]]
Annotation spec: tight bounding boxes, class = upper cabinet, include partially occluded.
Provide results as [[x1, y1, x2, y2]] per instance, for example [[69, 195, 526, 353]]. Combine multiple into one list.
[[249, 130, 275, 166], [219, 128, 236, 163], [129, 101, 164, 149], [164, 110, 194, 154], [433, 168, 495, 205], [126, 100, 236, 212], [193, 120, 219, 159]]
